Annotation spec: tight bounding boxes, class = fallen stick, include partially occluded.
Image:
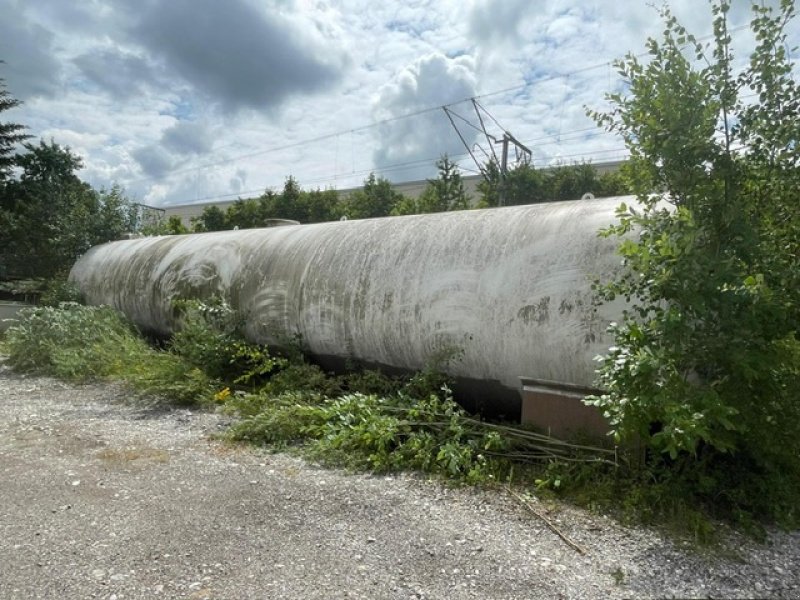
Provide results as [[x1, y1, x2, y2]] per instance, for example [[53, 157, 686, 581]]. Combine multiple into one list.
[[505, 485, 588, 555]]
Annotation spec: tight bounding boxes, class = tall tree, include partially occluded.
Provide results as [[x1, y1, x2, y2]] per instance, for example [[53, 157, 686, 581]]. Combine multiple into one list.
[[548, 163, 603, 201], [417, 155, 470, 213], [93, 184, 139, 243], [1, 141, 135, 278], [477, 161, 630, 207], [300, 188, 339, 223], [477, 162, 548, 207], [0, 74, 30, 180], [260, 176, 307, 222], [588, 0, 800, 523], [341, 173, 404, 219], [191, 205, 228, 232], [225, 197, 263, 229]]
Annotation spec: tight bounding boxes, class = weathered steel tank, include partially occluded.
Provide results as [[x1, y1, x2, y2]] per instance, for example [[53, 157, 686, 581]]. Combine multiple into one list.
[[69, 197, 630, 417]]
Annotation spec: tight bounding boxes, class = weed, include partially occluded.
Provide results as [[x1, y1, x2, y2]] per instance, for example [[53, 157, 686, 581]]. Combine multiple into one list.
[[5, 301, 792, 544], [171, 298, 286, 387], [39, 276, 83, 306], [224, 391, 329, 447], [225, 387, 608, 486], [5, 303, 146, 379], [341, 368, 401, 396], [4, 303, 216, 406], [125, 350, 216, 406]]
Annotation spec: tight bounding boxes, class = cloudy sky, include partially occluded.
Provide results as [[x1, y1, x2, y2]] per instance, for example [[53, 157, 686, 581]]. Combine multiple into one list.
[[2, 0, 798, 207]]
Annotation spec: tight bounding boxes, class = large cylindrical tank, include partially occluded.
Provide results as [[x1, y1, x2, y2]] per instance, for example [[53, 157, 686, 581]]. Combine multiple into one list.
[[70, 197, 630, 416]]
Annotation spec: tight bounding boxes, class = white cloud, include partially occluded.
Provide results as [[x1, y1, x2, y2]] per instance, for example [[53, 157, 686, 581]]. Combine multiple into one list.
[[0, 0, 797, 207], [372, 53, 479, 180], [469, 0, 534, 45]]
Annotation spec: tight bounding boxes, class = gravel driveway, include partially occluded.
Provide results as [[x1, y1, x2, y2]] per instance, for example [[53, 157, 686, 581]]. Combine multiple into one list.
[[1, 360, 798, 599]]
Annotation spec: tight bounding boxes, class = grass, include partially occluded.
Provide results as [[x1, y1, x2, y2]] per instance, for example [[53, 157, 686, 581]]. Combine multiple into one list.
[[3, 303, 217, 406], [3, 300, 796, 546]]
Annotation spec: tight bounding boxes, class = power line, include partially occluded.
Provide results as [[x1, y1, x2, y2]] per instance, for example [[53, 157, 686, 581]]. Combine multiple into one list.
[[124, 58, 635, 186], [133, 23, 753, 195], [172, 121, 622, 204], [123, 104, 453, 186], [167, 133, 628, 206], [167, 146, 629, 207]]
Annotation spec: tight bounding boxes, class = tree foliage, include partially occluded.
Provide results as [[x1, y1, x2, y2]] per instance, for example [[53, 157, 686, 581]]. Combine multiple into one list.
[[188, 158, 629, 233], [340, 173, 403, 220], [191, 204, 228, 232], [0, 76, 142, 280], [588, 0, 800, 524], [0, 74, 30, 179], [0, 140, 137, 279], [192, 177, 343, 232], [225, 196, 265, 229], [394, 155, 471, 215], [477, 160, 630, 207]]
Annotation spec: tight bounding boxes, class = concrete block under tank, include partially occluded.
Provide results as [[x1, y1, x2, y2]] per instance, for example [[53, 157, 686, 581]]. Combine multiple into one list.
[[69, 197, 631, 419]]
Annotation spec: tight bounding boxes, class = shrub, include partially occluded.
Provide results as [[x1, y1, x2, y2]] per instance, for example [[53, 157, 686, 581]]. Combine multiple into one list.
[[39, 276, 83, 306], [5, 303, 146, 380], [225, 385, 611, 485], [587, 0, 800, 527], [171, 298, 286, 387], [5, 303, 216, 405]]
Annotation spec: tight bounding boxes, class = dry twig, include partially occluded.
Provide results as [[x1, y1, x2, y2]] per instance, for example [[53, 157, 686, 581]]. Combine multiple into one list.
[[505, 485, 588, 555]]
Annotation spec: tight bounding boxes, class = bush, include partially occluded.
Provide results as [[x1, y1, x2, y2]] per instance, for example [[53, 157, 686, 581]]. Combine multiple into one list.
[[39, 276, 83, 306], [225, 383, 612, 486], [125, 350, 217, 406], [5, 303, 146, 380], [171, 298, 286, 387], [227, 389, 512, 481], [587, 0, 800, 528], [5, 303, 216, 405]]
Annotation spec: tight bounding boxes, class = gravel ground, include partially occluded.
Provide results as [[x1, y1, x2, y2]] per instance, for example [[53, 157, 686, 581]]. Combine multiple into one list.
[[1, 360, 798, 599]]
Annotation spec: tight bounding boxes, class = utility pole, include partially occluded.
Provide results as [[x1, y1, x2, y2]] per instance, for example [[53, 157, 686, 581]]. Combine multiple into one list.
[[498, 134, 509, 206], [442, 99, 532, 207], [495, 132, 531, 206]]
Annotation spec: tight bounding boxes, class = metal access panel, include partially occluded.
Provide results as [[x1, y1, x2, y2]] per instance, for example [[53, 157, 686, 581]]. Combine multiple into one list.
[[519, 376, 609, 440]]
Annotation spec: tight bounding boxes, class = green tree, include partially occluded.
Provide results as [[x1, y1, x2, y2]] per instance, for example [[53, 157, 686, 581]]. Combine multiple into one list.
[[0, 140, 137, 278], [225, 197, 262, 229], [278, 176, 304, 221], [341, 173, 404, 219], [588, 0, 800, 523], [165, 215, 188, 234], [595, 169, 631, 198], [2, 140, 99, 277], [0, 74, 30, 180], [300, 188, 339, 223], [548, 163, 605, 200], [141, 214, 190, 236], [415, 155, 470, 214], [477, 162, 548, 207], [257, 190, 279, 221], [478, 161, 630, 207], [93, 184, 139, 242], [191, 204, 228, 232], [259, 176, 307, 222]]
